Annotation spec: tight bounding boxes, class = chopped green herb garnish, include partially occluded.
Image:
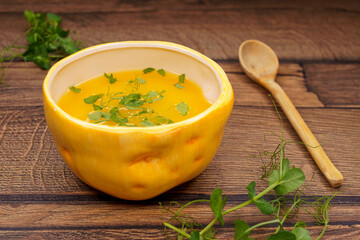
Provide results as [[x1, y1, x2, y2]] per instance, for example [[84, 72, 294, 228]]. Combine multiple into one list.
[[143, 67, 155, 74], [179, 74, 185, 83], [88, 111, 101, 121], [93, 104, 102, 111], [157, 69, 165, 76], [69, 86, 81, 93], [174, 83, 184, 89], [120, 93, 145, 109], [152, 115, 169, 124], [141, 118, 155, 127], [136, 78, 146, 84], [176, 102, 189, 116], [84, 94, 104, 104], [104, 73, 117, 84]]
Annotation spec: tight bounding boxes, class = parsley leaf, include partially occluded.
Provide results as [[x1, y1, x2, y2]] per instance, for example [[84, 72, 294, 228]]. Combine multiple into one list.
[[141, 118, 155, 127], [176, 102, 189, 116], [69, 86, 81, 93], [104, 73, 117, 84]]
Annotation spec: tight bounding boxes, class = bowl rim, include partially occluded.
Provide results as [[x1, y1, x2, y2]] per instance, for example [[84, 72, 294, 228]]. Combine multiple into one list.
[[43, 41, 233, 132]]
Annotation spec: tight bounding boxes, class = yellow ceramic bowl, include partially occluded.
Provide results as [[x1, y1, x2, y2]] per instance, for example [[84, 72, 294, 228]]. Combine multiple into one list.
[[43, 41, 234, 200]]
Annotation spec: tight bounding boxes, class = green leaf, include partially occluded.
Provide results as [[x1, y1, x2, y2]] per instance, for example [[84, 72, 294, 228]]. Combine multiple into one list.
[[102, 112, 111, 120], [281, 158, 290, 179], [234, 220, 253, 240], [93, 104, 102, 111], [69, 86, 81, 93], [291, 228, 311, 240], [110, 107, 118, 116], [46, 13, 62, 23], [293, 221, 307, 229], [84, 94, 104, 104], [143, 67, 155, 74], [247, 181, 256, 199], [136, 78, 146, 84], [176, 102, 189, 116], [120, 93, 145, 109], [210, 188, 227, 226], [88, 111, 101, 121], [141, 118, 155, 127], [157, 69, 165, 76], [202, 227, 216, 240], [254, 198, 275, 215], [179, 73, 185, 83], [111, 115, 128, 124], [190, 230, 200, 240], [272, 167, 305, 195], [58, 37, 80, 55], [152, 115, 168, 125], [247, 182, 275, 215], [104, 73, 117, 84], [267, 231, 296, 240], [174, 83, 184, 89]]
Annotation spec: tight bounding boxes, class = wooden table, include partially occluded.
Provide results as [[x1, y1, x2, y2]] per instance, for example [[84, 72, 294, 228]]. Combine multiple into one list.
[[1, 1, 359, 239]]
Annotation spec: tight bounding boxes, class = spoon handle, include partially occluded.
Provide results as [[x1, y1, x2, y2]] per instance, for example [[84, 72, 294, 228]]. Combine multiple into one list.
[[265, 81, 343, 187]]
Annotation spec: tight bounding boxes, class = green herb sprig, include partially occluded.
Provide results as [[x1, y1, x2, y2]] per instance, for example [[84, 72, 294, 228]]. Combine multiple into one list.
[[160, 97, 335, 240], [0, 10, 83, 83]]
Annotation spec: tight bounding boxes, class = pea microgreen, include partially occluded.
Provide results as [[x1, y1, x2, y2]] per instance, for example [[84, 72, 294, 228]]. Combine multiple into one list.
[[174, 83, 184, 89], [104, 73, 117, 84], [69, 86, 81, 93], [176, 102, 189, 116], [179, 74, 185, 83], [160, 96, 335, 240], [0, 10, 83, 83], [88, 111, 101, 121], [136, 78, 146, 84], [143, 67, 155, 74], [157, 69, 165, 76], [174, 73, 186, 89], [83, 94, 104, 104]]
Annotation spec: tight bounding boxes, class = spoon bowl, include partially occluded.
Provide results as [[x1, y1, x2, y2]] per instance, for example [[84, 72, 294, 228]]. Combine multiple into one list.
[[239, 40, 279, 84], [239, 39, 343, 187]]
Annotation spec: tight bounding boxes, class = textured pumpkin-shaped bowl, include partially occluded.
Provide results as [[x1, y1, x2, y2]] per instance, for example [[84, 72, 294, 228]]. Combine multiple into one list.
[[43, 41, 234, 200]]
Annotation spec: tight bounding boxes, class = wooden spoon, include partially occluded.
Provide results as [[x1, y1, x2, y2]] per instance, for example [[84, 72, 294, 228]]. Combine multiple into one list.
[[239, 39, 343, 187]]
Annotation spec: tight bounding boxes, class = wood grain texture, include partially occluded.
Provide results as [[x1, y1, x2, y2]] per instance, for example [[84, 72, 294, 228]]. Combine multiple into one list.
[[2, 62, 360, 108], [0, 1, 359, 239], [0, 3, 359, 61], [0, 106, 358, 196]]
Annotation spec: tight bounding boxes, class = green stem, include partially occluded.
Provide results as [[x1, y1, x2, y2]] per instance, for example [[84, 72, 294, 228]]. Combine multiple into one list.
[[199, 218, 217, 236], [200, 181, 280, 236], [279, 143, 284, 179], [316, 220, 328, 240], [245, 219, 280, 234], [275, 199, 301, 233], [176, 199, 210, 215], [164, 222, 191, 239], [224, 181, 279, 215]]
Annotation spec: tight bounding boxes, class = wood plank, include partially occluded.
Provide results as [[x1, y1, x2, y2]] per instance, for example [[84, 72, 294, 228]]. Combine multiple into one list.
[[304, 64, 360, 107], [0, 200, 358, 238], [0, 224, 359, 240], [0, 106, 358, 196], [2, 0, 360, 13], [2, 62, 359, 108], [0, 7, 359, 61]]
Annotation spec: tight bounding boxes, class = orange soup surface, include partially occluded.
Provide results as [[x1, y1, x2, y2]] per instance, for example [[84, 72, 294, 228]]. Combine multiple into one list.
[[58, 69, 212, 127]]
